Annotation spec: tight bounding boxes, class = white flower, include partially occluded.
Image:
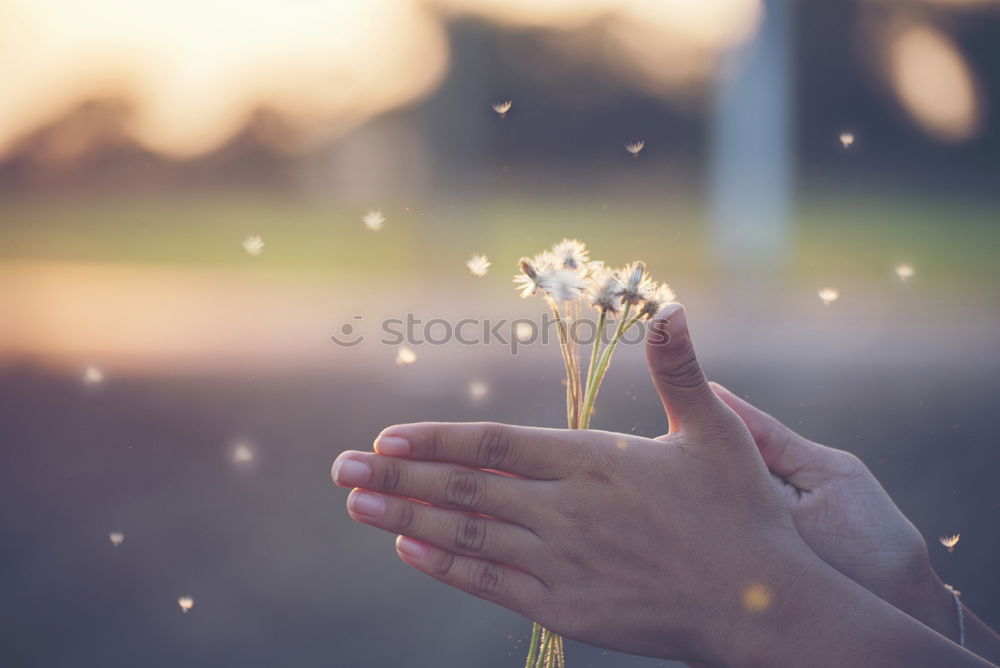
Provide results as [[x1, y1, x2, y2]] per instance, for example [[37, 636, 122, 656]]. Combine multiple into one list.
[[492, 100, 512, 117], [362, 210, 385, 231], [639, 282, 677, 319], [242, 235, 265, 256], [625, 140, 645, 157], [587, 265, 624, 314], [617, 261, 653, 305], [545, 267, 587, 304], [467, 254, 491, 277], [818, 288, 840, 305], [395, 346, 417, 365], [940, 534, 960, 552], [895, 264, 914, 281], [178, 596, 194, 613], [839, 132, 855, 148], [551, 239, 589, 270], [514, 253, 556, 298], [83, 365, 104, 384], [109, 531, 124, 546]]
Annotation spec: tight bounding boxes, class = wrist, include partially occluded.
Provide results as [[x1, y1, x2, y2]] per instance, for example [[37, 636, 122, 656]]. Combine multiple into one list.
[[895, 566, 962, 643], [695, 538, 823, 667]]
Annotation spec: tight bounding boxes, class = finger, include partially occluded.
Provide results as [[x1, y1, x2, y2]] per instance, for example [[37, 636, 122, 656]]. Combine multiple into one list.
[[346, 488, 543, 569], [372, 421, 576, 479], [645, 304, 725, 433], [332, 451, 545, 527], [710, 382, 829, 485], [394, 535, 549, 618]]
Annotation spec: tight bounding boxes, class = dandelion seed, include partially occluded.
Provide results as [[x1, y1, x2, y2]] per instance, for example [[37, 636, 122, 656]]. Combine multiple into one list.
[[467, 254, 491, 277], [362, 210, 385, 231], [242, 235, 265, 256], [469, 381, 489, 400], [232, 441, 255, 464], [395, 346, 417, 365], [818, 288, 840, 306], [617, 261, 654, 305], [625, 140, 645, 158], [638, 282, 677, 319], [940, 534, 960, 552], [108, 531, 124, 547], [492, 100, 512, 118], [178, 596, 194, 613], [839, 132, 855, 149], [895, 264, 915, 281], [515, 322, 535, 342], [551, 239, 589, 270], [83, 365, 104, 384]]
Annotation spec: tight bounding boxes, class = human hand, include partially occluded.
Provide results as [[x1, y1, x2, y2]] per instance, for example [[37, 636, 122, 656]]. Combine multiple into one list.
[[332, 305, 820, 664], [708, 383, 960, 642]]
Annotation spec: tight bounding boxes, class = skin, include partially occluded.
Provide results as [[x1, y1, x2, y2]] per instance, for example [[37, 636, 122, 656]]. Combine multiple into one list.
[[332, 304, 999, 666]]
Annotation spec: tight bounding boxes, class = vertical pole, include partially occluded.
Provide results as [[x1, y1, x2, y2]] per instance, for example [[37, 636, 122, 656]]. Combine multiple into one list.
[[709, 0, 794, 274]]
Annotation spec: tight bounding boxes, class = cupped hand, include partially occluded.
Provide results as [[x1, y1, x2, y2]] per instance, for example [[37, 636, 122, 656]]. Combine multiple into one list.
[[332, 306, 819, 664], [708, 383, 959, 640]]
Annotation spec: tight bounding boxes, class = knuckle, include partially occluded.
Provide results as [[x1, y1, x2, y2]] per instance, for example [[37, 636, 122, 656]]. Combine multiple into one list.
[[662, 349, 706, 389], [454, 514, 487, 552], [470, 560, 503, 596], [834, 450, 867, 476], [433, 550, 457, 579], [444, 469, 487, 511], [395, 501, 417, 532], [474, 423, 516, 470], [380, 458, 403, 492], [580, 443, 620, 485], [558, 505, 596, 534]]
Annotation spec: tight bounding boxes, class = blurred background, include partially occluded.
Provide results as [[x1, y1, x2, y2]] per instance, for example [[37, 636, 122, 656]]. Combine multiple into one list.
[[1, 0, 999, 666]]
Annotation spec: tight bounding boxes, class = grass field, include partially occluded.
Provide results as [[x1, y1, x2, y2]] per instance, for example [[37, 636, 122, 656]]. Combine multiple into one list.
[[1, 189, 997, 298]]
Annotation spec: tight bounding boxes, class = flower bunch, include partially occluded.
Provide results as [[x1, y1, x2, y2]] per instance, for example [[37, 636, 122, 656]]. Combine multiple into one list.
[[513, 239, 675, 668]]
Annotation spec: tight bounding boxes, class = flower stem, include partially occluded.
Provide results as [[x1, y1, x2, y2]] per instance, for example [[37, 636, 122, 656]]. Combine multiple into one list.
[[579, 307, 642, 429], [524, 622, 542, 668], [583, 309, 607, 400], [545, 297, 581, 429]]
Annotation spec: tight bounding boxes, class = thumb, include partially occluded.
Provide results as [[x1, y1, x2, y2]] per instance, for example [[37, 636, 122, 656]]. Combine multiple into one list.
[[710, 382, 836, 487], [645, 304, 726, 433]]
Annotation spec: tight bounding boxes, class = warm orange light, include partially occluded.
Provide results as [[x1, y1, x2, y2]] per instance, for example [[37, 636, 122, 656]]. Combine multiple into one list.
[[886, 23, 982, 142], [0, 0, 762, 162]]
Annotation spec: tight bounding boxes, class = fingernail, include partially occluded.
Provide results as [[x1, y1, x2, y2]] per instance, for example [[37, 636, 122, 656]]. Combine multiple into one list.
[[348, 490, 386, 518], [656, 302, 683, 322], [396, 535, 428, 560], [333, 457, 371, 486], [375, 435, 410, 457]]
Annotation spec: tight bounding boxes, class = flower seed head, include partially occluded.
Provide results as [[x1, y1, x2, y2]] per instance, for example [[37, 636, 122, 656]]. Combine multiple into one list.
[[617, 261, 653, 305], [545, 267, 586, 304], [639, 282, 677, 319], [551, 239, 589, 270], [587, 265, 624, 314]]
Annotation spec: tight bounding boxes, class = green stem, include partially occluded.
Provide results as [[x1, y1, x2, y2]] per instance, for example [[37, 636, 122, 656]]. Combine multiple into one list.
[[543, 630, 556, 668], [546, 298, 580, 429], [524, 622, 542, 668], [580, 304, 641, 428], [583, 309, 607, 401]]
